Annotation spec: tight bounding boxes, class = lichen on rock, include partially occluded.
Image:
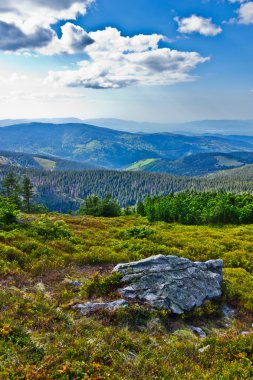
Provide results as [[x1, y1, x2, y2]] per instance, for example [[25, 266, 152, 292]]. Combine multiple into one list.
[[113, 255, 223, 314]]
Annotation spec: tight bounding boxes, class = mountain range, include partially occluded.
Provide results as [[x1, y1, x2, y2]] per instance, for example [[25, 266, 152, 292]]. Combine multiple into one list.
[[1, 122, 253, 169], [1, 118, 253, 135], [1, 120, 253, 211], [85, 118, 253, 135]]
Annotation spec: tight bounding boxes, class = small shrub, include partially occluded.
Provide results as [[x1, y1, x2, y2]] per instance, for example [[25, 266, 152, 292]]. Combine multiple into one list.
[[28, 218, 72, 241], [182, 300, 223, 320], [0, 197, 19, 224], [223, 250, 253, 274], [223, 268, 253, 310], [80, 272, 123, 298], [123, 226, 154, 239], [96, 305, 155, 330], [0, 244, 27, 268]]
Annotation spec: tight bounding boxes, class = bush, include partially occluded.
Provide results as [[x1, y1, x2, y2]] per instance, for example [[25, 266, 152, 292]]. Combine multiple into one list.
[[28, 218, 72, 241], [80, 272, 123, 298], [223, 250, 253, 273], [0, 243, 27, 268], [0, 197, 19, 224], [123, 226, 154, 239], [223, 268, 253, 310], [79, 194, 121, 217]]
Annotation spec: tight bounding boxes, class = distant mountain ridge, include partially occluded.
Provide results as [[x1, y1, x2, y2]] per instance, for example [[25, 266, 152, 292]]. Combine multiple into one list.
[[1, 122, 253, 169], [1, 118, 253, 135], [85, 118, 253, 135]]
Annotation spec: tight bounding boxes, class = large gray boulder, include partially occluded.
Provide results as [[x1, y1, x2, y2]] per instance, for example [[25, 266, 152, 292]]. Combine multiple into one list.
[[113, 255, 223, 314]]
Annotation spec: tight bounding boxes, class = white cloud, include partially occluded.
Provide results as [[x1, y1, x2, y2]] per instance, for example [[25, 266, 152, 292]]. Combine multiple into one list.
[[39, 23, 94, 55], [237, 2, 253, 24], [45, 27, 209, 89], [175, 15, 222, 36], [0, 0, 94, 53], [0, 72, 28, 83]]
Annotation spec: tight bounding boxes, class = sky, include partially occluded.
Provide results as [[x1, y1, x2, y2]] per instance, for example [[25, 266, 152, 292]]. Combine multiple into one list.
[[0, 0, 253, 123]]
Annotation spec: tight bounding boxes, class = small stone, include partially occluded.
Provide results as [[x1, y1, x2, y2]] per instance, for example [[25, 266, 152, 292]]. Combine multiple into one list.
[[69, 280, 83, 288], [222, 305, 235, 319], [240, 331, 250, 336], [73, 299, 128, 315], [198, 345, 210, 353], [190, 326, 207, 338], [128, 351, 137, 359]]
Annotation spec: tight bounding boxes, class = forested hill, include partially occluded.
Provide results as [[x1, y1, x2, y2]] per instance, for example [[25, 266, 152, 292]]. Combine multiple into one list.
[[1, 165, 253, 212], [125, 152, 253, 176], [1, 122, 253, 168], [0, 150, 98, 171]]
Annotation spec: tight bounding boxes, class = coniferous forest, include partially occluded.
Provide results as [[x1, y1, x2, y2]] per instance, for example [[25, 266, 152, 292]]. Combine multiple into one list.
[[1, 165, 253, 212]]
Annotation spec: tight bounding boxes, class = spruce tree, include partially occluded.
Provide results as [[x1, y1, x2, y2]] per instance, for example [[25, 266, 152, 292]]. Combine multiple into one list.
[[136, 201, 145, 216], [2, 172, 21, 207], [21, 176, 34, 213]]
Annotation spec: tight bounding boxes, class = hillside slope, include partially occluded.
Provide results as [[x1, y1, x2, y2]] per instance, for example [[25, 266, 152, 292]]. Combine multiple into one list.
[[0, 150, 98, 171], [125, 152, 253, 176]]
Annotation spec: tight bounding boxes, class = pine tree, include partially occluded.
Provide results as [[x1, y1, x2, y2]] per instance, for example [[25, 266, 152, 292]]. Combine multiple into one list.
[[136, 201, 145, 216], [21, 176, 34, 213], [2, 172, 21, 207]]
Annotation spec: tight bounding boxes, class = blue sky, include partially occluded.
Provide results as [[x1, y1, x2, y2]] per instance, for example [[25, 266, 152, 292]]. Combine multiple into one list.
[[0, 0, 253, 122]]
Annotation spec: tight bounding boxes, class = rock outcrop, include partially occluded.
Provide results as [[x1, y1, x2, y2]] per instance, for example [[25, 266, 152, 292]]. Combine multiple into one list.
[[113, 255, 223, 314]]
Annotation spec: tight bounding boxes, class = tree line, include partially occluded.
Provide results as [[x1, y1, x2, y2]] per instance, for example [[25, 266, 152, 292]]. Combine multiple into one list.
[[137, 192, 253, 225], [1, 166, 253, 213], [2, 171, 253, 225]]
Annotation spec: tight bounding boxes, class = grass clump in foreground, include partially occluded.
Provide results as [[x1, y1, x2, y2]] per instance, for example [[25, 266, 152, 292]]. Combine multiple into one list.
[[0, 213, 252, 379]]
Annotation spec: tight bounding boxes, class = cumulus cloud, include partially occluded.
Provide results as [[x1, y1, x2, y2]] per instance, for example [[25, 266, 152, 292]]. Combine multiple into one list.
[[45, 27, 209, 89], [39, 23, 94, 55], [175, 15, 222, 36], [0, 0, 94, 53], [237, 2, 253, 24], [0, 21, 53, 51]]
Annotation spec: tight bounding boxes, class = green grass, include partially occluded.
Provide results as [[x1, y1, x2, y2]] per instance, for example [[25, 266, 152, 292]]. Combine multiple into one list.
[[33, 157, 56, 170], [216, 155, 243, 168], [0, 214, 252, 379], [0, 156, 10, 165], [125, 158, 158, 171]]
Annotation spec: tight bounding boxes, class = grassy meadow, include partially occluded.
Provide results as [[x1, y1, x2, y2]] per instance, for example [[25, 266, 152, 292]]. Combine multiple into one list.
[[0, 213, 252, 379]]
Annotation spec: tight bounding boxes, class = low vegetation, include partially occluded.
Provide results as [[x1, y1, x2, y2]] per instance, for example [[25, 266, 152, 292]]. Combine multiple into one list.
[[0, 173, 252, 378], [0, 213, 252, 377]]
